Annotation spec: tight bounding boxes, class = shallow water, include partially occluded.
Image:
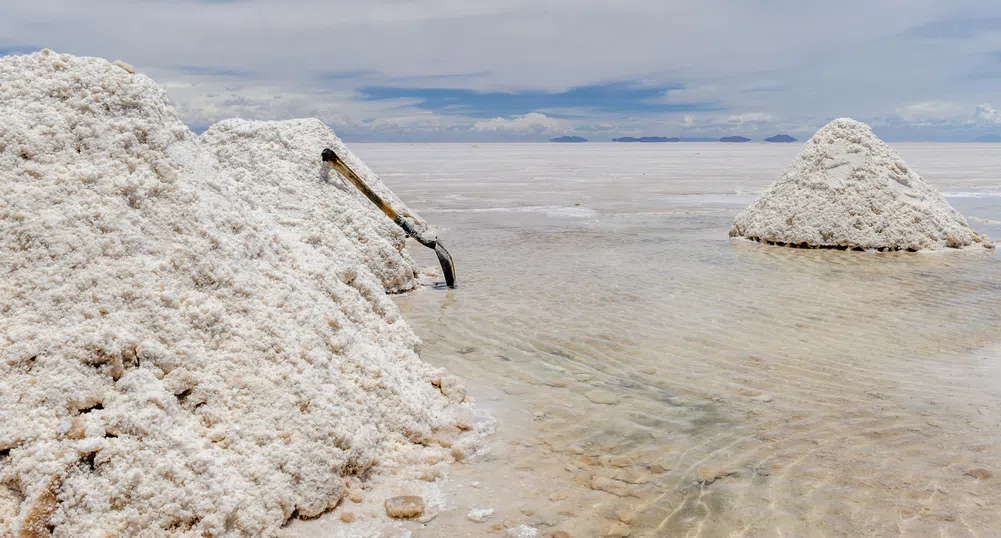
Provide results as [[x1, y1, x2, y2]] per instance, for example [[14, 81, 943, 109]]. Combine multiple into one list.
[[362, 143, 1001, 537]]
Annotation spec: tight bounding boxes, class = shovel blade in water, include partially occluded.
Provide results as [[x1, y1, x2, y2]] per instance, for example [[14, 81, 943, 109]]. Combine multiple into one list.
[[434, 241, 456, 288]]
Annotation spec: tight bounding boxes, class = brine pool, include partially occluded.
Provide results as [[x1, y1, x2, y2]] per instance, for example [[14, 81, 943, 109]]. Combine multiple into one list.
[[297, 142, 1001, 538]]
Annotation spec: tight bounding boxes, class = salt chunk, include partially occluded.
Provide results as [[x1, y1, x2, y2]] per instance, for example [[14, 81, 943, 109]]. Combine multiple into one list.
[[385, 496, 425, 519], [467, 508, 495, 522]]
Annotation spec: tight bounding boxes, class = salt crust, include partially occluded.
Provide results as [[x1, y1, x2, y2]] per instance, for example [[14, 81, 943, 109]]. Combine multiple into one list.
[[730, 118, 990, 251], [0, 50, 470, 537]]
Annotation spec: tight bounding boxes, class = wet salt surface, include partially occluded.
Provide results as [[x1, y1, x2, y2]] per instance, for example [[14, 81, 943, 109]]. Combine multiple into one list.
[[340, 143, 1000, 537]]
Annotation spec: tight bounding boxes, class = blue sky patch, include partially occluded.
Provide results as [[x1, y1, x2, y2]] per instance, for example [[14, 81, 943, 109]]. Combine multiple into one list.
[[318, 69, 377, 80], [356, 82, 717, 117], [904, 17, 1001, 39], [174, 65, 255, 78], [0, 45, 40, 56]]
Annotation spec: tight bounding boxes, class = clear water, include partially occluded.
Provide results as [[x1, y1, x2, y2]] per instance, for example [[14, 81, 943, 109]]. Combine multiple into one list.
[[362, 143, 1001, 537]]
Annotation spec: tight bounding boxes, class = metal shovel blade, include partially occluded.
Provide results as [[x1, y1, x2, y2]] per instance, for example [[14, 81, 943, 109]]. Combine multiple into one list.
[[434, 240, 456, 288]]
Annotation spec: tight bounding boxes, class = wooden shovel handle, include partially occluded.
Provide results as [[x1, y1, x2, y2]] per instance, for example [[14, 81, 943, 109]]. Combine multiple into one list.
[[322, 148, 400, 221]]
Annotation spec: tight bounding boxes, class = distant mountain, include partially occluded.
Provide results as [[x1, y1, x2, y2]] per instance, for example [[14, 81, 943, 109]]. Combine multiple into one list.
[[612, 136, 680, 143], [721, 136, 751, 143], [678, 137, 718, 142], [975, 134, 1001, 143], [764, 134, 797, 143], [551, 136, 587, 143]]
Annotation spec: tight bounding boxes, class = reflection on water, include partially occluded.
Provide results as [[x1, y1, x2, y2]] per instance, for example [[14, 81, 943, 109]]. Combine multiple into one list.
[[363, 143, 1001, 537]]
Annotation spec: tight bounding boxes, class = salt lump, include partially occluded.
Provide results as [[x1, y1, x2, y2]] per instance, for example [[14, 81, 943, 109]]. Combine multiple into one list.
[[0, 50, 471, 536], [730, 118, 991, 251], [199, 118, 426, 294]]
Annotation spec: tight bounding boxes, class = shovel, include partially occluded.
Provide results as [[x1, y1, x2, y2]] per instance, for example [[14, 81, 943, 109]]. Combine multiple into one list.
[[322, 148, 456, 288]]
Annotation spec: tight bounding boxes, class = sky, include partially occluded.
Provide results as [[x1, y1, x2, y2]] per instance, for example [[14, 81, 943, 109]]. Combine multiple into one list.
[[2, 1, 1001, 142]]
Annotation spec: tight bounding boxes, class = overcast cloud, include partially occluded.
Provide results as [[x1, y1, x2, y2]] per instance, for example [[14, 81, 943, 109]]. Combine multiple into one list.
[[2, 0, 1001, 141]]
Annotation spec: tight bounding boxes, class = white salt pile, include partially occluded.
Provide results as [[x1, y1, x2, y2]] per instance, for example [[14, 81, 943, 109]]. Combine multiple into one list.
[[730, 118, 993, 251], [0, 50, 472, 537], [199, 118, 427, 294]]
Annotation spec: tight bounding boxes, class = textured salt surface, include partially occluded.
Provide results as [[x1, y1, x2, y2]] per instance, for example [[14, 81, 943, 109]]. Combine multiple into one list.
[[0, 51, 471, 537], [200, 118, 427, 293], [730, 118, 991, 250]]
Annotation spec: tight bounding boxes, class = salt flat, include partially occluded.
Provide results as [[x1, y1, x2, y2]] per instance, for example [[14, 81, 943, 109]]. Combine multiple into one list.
[[342, 142, 1001, 537]]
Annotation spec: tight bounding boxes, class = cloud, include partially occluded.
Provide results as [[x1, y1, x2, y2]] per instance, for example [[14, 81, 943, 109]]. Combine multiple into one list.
[[727, 112, 773, 124], [977, 103, 1001, 124], [472, 113, 571, 134], [873, 100, 1001, 128], [899, 101, 968, 117], [4, 0, 1001, 140], [857, 100, 1001, 140], [887, 101, 975, 125]]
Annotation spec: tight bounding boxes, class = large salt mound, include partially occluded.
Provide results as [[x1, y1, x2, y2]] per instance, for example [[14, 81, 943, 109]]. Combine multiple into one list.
[[0, 50, 470, 537], [199, 118, 424, 294], [730, 118, 991, 251]]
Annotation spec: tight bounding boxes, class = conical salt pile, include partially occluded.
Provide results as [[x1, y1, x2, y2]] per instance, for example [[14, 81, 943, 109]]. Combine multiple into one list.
[[730, 118, 992, 251], [0, 50, 472, 537]]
